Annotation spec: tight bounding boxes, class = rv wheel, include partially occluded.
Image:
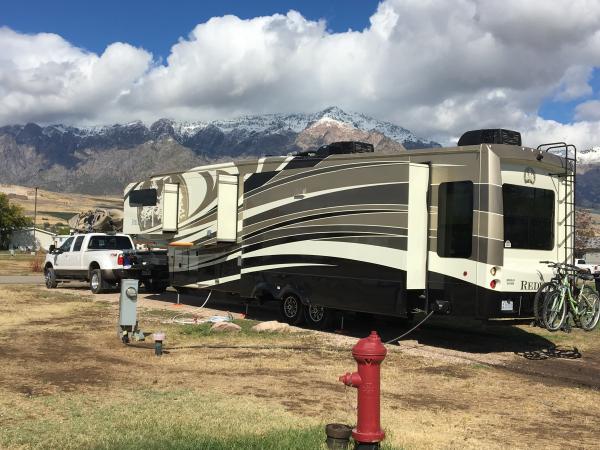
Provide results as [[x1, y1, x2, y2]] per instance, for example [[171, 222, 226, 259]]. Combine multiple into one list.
[[304, 304, 334, 330], [279, 293, 305, 325]]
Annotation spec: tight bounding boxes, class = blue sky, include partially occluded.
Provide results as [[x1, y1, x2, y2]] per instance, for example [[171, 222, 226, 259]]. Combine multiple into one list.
[[1, 0, 600, 148], [1, 0, 379, 58], [539, 68, 600, 123]]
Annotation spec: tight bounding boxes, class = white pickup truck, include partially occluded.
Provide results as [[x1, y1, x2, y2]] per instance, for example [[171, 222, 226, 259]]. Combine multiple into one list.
[[44, 233, 135, 293], [43, 233, 168, 294], [575, 258, 600, 275]]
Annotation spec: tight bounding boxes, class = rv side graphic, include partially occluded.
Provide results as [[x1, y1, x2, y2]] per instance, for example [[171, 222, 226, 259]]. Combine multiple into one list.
[[124, 132, 575, 323]]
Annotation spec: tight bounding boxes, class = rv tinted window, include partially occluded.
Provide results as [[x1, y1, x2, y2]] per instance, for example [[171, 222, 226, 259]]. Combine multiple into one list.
[[503, 184, 554, 250], [129, 189, 157, 207], [87, 236, 133, 250], [437, 181, 473, 258]]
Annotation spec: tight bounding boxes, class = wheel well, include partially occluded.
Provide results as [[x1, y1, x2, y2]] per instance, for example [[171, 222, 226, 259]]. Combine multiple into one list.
[[89, 262, 100, 275], [44, 262, 53, 270], [251, 282, 276, 302]]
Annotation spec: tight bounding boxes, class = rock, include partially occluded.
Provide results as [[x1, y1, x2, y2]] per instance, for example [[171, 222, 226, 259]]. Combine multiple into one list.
[[210, 321, 241, 333], [251, 320, 291, 333]]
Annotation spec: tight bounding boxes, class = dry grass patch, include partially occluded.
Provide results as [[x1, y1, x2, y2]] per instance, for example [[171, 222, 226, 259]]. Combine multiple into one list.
[[1, 285, 600, 449], [0, 253, 36, 275]]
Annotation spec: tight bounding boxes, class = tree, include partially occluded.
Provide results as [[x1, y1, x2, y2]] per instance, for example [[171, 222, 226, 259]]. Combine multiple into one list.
[[575, 209, 595, 257], [0, 193, 32, 249]]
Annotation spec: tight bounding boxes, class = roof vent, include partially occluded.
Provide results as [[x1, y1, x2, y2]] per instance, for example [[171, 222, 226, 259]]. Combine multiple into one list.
[[458, 129, 521, 147]]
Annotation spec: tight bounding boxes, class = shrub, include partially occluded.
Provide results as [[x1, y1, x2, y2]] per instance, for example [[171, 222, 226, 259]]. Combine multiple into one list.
[[29, 251, 44, 273]]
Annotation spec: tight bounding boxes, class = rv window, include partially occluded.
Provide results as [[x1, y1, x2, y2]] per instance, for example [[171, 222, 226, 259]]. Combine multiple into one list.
[[129, 189, 157, 207], [437, 181, 473, 258], [502, 184, 554, 250]]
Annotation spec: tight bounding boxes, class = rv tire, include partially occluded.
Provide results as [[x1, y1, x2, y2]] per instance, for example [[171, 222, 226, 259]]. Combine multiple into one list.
[[304, 304, 334, 330], [279, 293, 305, 325]]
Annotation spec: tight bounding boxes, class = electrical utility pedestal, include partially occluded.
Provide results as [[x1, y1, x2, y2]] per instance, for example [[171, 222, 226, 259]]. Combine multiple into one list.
[[118, 279, 144, 344]]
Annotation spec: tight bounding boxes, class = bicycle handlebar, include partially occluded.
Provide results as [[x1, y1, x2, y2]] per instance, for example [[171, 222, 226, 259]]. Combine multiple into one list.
[[539, 261, 580, 271]]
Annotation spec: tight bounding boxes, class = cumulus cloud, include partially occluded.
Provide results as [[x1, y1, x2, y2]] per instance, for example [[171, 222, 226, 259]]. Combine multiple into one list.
[[1, 0, 600, 148]]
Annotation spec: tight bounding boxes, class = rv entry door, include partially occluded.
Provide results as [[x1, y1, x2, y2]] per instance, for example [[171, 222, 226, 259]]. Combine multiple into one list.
[[406, 163, 430, 290]]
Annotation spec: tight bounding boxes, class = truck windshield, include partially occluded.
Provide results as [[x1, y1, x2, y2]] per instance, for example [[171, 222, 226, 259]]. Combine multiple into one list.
[[87, 236, 133, 250], [502, 184, 554, 250]]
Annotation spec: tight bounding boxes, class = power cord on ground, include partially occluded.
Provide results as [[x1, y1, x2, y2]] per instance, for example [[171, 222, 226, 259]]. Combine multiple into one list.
[[163, 291, 225, 325], [384, 310, 435, 345]]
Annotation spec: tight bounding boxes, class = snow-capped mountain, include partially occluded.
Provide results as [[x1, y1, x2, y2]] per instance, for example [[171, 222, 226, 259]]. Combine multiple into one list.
[[161, 106, 437, 149], [576, 147, 600, 165], [0, 107, 439, 194]]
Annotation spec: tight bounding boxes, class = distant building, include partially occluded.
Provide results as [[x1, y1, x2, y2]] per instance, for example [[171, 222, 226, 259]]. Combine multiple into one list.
[[9, 227, 56, 252], [583, 237, 600, 264]]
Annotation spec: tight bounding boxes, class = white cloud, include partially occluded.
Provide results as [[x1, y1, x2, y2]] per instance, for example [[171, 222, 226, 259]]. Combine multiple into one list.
[[1, 0, 600, 148], [575, 100, 600, 121], [0, 27, 151, 124]]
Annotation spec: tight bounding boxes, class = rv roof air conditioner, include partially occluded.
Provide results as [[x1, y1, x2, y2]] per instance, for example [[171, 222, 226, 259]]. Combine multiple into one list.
[[458, 129, 521, 147], [297, 141, 375, 157]]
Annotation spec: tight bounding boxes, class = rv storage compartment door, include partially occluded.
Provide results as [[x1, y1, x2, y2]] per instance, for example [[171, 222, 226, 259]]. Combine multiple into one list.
[[406, 163, 430, 290], [162, 183, 179, 232], [216, 175, 238, 242]]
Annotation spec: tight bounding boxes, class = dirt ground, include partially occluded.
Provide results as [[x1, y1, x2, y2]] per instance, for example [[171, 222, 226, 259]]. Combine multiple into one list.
[[1, 284, 600, 449]]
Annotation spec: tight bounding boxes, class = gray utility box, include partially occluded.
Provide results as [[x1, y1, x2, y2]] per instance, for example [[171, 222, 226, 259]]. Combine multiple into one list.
[[119, 279, 139, 328]]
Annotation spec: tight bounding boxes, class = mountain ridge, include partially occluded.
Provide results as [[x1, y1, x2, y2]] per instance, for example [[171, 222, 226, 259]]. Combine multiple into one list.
[[0, 107, 439, 194]]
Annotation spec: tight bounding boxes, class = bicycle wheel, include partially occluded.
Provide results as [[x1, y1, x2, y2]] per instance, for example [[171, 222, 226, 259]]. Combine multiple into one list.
[[533, 282, 557, 326], [542, 290, 567, 332], [577, 287, 600, 331]]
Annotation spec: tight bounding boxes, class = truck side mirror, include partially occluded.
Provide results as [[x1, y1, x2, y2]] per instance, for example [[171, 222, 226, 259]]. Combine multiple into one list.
[[49, 245, 56, 253]]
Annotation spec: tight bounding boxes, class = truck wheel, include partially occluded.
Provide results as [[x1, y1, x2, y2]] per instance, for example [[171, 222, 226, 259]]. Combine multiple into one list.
[[304, 304, 334, 330], [45, 267, 58, 289], [90, 269, 106, 294], [279, 293, 305, 325]]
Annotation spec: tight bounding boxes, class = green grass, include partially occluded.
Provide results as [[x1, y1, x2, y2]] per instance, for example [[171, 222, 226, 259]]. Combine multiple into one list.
[[0, 389, 400, 450], [173, 318, 311, 342]]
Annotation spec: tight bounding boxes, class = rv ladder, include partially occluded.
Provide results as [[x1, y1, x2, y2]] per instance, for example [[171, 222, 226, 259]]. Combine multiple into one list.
[[538, 142, 577, 265]]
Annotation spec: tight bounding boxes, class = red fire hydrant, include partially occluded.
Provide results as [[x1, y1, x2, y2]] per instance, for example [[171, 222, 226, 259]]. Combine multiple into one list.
[[339, 331, 387, 448]]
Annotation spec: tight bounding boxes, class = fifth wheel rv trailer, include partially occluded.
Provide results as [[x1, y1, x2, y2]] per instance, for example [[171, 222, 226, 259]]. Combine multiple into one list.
[[123, 131, 576, 327]]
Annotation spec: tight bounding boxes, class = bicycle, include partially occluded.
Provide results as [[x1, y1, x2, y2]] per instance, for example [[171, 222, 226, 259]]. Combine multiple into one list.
[[533, 261, 563, 327], [542, 264, 600, 332]]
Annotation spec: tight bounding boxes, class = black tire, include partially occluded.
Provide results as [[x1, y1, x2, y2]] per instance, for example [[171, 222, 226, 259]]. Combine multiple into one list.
[[304, 304, 334, 330], [578, 287, 600, 331], [89, 269, 106, 294], [44, 267, 58, 289], [542, 290, 567, 332], [533, 282, 557, 327], [279, 293, 305, 325]]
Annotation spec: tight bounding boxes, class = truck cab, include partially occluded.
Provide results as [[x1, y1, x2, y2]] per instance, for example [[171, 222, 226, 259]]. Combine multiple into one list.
[[44, 233, 135, 293]]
